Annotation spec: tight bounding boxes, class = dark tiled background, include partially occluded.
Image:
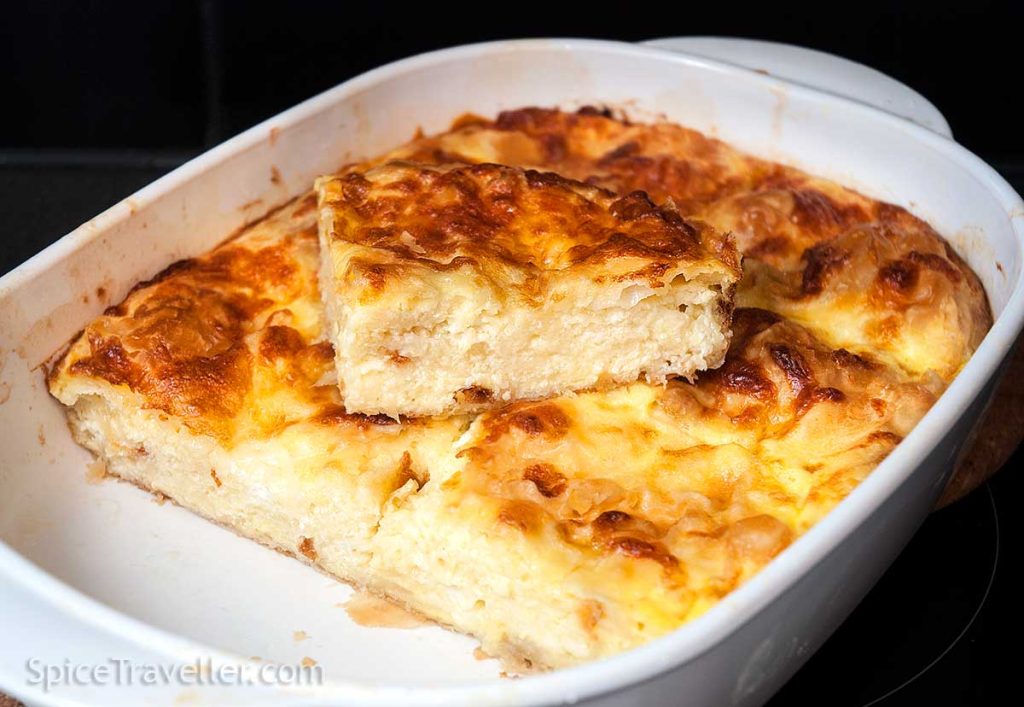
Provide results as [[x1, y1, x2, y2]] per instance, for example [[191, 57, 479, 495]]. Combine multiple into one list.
[[2, 0, 1022, 158], [1, 2, 1021, 706], [3, 0, 1024, 269], [4, 0, 1024, 271]]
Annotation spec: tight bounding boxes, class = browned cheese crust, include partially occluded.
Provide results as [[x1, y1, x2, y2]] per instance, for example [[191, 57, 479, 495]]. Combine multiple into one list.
[[48, 193, 457, 475], [50, 195, 346, 440], [385, 107, 990, 380], [318, 161, 738, 304]]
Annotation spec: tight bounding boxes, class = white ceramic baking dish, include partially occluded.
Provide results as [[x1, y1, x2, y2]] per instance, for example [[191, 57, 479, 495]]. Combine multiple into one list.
[[1, 38, 1022, 707]]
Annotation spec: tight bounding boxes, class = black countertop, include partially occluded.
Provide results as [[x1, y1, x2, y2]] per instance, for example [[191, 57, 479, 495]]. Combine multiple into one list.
[[1, 158, 1020, 706]]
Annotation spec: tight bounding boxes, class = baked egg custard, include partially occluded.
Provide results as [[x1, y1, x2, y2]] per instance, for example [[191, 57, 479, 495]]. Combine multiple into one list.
[[49, 107, 990, 669]]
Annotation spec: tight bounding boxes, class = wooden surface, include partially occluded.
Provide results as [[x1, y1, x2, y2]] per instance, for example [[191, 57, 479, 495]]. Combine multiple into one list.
[[939, 334, 1024, 507]]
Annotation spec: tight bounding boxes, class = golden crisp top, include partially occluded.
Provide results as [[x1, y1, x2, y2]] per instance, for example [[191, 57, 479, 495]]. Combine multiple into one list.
[[448, 307, 939, 629], [386, 107, 991, 378], [316, 161, 739, 303], [48, 195, 449, 444], [387, 107, 771, 211]]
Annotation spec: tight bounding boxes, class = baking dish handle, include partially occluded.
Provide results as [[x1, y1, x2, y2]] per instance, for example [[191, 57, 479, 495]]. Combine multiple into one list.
[[642, 37, 952, 138]]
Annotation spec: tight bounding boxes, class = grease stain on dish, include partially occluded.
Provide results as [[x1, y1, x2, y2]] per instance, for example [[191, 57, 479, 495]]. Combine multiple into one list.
[[0, 352, 8, 404], [85, 458, 108, 484], [770, 84, 788, 144], [344, 591, 428, 629]]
